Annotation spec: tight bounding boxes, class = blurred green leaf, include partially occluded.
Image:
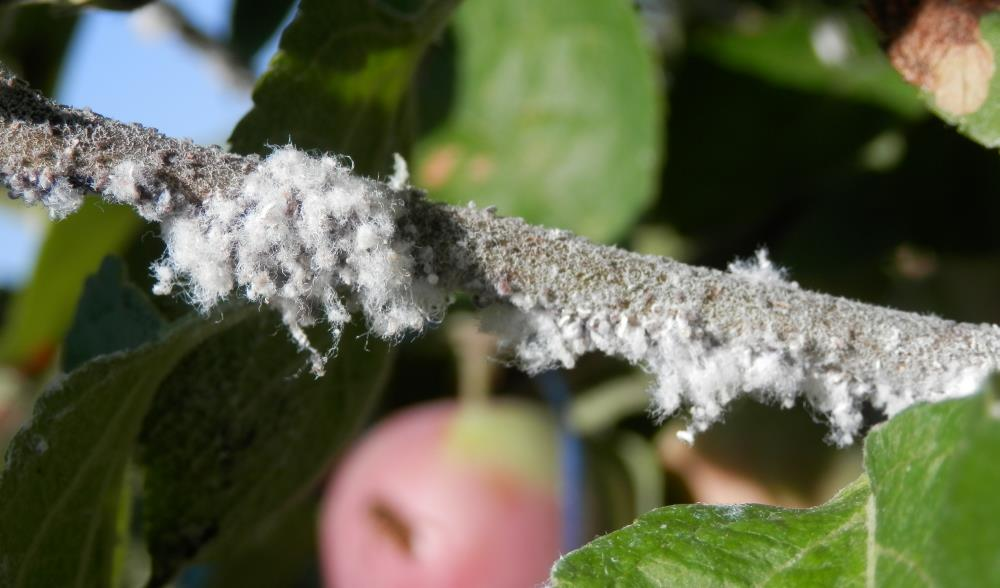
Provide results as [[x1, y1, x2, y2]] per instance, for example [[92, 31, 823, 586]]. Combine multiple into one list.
[[865, 376, 1000, 585], [229, 0, 296, 64], [551, 377, 1000, 587], [77, 0, 154, 11], [568, 372, 650, 435], [61, 256, 164, 372], [655, 54, 901, 264], [204, 498, 321, 588], [927, 12, 1000, 149], [0, 277, 247, 588], [140, 314, 392, 587], [0, 0, 153, 9], [696, 8, 924, 118], [649, 5, 1000, 315], [0, 199, 142, 371], [581, 438, 643, 542], [613, 431, 664, 517], [776, 117, 1000, 309], [413, 0, 662, 242], [555, 477, 869, 587], [0, 3, 78, 94], [209, 3, 424, 583], [230, 0, 460, 175]]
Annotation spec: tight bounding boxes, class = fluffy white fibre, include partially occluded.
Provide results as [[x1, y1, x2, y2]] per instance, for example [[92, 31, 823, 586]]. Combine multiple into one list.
[[150, 148, 444, 374], [5, 167, 84, 220], [727, 248, 797, 288], [107, 161, 151, 207], [482, 248, 994, 446], [8, 124, 992, 443], [486, 300, 991, 446], [2, 144, 442, 375]]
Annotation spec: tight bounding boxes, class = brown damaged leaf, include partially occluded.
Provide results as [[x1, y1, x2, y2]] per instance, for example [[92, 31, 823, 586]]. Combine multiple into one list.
[[872, 0, 1000, 115]]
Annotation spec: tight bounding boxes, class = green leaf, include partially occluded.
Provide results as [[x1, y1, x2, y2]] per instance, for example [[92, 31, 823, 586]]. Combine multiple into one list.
[[139, 313, 392, 587], [204, 498, 322, 588], [865, 376, 1000, 585], [0, 3, 78, 95], [695, 8, 924, 119], [61, 256, 165, 372], [412, 0, 663, 242], [229, 0, 461, 175], [551, 377, 1000, 587], [927, 12, 1000, 148], [552, 476, 868, 587], [877, 5, 1000, 149], [0, 303, 249, 588], [0, 199, 142, 371], [229, 0, 296, 64], [78, 0, 154, 9], [0, 0, 154, 10], [192, 2, 415, 582]]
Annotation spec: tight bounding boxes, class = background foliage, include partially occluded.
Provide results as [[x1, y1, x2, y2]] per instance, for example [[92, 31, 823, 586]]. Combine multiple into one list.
[[1, 0, 999, 586]]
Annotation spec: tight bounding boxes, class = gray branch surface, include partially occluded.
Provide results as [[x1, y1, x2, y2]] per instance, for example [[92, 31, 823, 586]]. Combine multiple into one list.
[[0, 71, 251, 209], [3, 66, 998, 443]]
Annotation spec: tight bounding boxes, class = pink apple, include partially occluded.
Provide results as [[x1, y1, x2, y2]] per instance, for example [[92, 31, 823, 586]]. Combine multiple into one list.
[[319, 399, 562, 588]]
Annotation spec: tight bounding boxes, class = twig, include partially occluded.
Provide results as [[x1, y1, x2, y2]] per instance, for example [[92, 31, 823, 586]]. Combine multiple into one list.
[[2, 66, 998, 444]]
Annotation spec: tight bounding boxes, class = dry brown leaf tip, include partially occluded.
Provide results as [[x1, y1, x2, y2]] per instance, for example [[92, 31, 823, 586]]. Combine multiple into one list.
[[876, 0, 1000, 115]]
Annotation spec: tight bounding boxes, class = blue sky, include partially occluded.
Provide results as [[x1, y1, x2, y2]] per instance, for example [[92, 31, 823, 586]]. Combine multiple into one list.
[[0, 0, 283, 286], [59, 0, 272, 144]]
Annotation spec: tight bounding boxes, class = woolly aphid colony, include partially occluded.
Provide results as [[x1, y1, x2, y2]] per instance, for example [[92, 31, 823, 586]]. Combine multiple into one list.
[[7, 140, 1000, 446], [4, 125, 447, 375], [3, 67, 999, 445], [134, 148, 446, 375]]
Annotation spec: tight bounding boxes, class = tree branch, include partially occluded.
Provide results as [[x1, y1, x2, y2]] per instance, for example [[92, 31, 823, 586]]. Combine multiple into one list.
[[2, 66, 998, 444]]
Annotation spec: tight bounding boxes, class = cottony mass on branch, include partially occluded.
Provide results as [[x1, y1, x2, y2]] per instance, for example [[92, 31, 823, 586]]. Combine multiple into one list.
[[2, 66, 1000, 445]]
